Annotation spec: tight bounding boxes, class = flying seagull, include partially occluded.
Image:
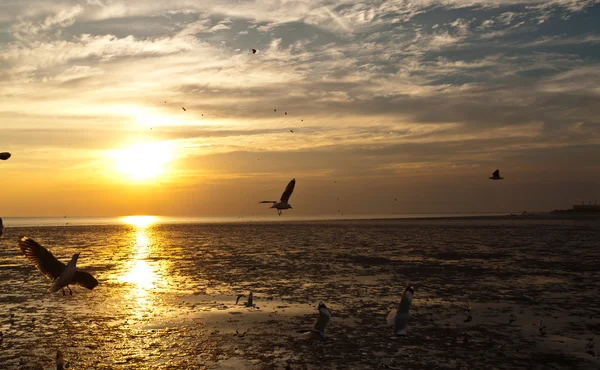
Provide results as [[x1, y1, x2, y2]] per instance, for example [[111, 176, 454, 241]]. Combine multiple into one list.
[[182, 107, 186, 112], [387, 285, 414, 336], [236, 292, 255, 307], [489, 169, 503, 180], [0, 152, 11, 160], [297, 302, 331, 341], [252, 49, 257, 54], [259, 178, 296, 216], [19, 236, 99, 295]]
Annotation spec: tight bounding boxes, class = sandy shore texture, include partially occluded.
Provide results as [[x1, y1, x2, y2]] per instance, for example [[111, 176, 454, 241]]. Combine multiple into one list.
[[0, 219, 599, 369]]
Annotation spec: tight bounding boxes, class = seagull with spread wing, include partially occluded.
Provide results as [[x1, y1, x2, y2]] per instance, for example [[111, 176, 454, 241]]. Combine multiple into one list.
[[259, 178, 296, 216], [297, 302, 331, 341], [489, 169, 504, 180], [18, 236, 98, 295]]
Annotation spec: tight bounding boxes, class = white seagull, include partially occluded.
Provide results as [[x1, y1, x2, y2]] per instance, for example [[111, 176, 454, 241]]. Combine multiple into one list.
[[297, 302, 331, 341], [19, 236, 99, 295], [259, 178, 296, 216], [489, 169, 504, 180], [387, 285, 414, 336]]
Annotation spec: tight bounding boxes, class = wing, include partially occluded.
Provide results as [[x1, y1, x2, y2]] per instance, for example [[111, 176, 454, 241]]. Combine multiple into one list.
[[72, 270, 99, 290], [313, 307, 331, 334], [493, 169, 500, 177], [259, 201, 277, 204], [0, 152, 10, 160], [18, 236, 65, 280], [280, 178, 296, 203]]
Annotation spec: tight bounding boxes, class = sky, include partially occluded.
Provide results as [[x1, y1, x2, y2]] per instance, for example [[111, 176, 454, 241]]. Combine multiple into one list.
[[0, 0, 599, 217]]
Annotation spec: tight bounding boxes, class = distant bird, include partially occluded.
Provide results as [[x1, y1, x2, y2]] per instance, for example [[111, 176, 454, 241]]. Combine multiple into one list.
[[489, 169, 503, 180], [285, 112, 287, 115], [252, 49, 257, 54], [387, 285, 414, 336], [236, 292, 255, 307], [464, 303, 473, 323], [182, 107, 186, 111], [259, 178, 296, 216], [0, 152, 11, 160], [537, 320, 547, 336], [56, 350, 70, 370], [274, 109, 276, 112], [297, 302, 331, 340], [19, 236, 99, 295], [0, 217, 4, 237]]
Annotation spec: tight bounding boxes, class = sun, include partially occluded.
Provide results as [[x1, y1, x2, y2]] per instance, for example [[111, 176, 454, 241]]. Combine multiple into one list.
[[112, 142, 174, 180]]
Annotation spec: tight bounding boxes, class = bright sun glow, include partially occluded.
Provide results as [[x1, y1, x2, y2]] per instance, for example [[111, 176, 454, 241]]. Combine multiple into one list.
[[121, 215, 157, 228], [112, 142, 174, 180]]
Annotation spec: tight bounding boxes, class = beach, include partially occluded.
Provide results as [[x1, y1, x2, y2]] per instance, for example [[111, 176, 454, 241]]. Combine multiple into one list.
[[1, 218, 599, 369]]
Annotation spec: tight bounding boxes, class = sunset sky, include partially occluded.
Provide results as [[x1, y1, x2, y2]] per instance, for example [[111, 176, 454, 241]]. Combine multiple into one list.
[[1, 0, 599, 217]]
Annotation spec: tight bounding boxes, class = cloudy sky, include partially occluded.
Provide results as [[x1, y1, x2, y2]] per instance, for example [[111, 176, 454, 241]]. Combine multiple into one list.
[[1, 0, 599, 217]]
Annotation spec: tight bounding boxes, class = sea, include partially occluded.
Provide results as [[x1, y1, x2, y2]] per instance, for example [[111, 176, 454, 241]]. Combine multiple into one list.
[[0, 215, 599, 369]]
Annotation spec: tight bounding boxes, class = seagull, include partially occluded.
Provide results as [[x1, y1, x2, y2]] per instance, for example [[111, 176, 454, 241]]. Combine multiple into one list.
[[285, 112, 288, 115], [489, 169, 503, 180], [182, 107, 186, 111], [252, 49, 257, 54], [19, 236, 99, 295], [236, 292, 255, 307], [387, 285, 414, 336], [56, 350, 70, 370], [297, 302, 331, 341], [259, 178, 296, 216], [274, 109, 276, 112], [537, 320, 547, 336], [464, 303, 473, 323], [0, 152, 11, 160], [290, 130, 294, 133]]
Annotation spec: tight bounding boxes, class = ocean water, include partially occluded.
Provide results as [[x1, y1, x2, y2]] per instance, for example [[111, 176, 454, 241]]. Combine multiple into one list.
[[0, 218, 599, 369]]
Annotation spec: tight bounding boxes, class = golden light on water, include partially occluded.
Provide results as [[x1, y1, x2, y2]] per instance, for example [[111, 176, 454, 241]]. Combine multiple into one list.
[[111, 142, 174, 180], [121, 215, 158, 228]]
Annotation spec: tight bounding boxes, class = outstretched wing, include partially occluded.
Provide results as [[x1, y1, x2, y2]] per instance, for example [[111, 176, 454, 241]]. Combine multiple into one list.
[[493, 169, 500, 177], [313, 306, 331, 334], [258, 201, 277, 204], [73, 270, 99, 290], [280, 178, 296, 203], [18, 236, 65, 280]]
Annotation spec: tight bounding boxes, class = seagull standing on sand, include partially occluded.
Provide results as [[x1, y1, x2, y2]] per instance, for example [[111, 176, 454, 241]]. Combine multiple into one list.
[[19, 236, 98, 295], [259, 178, 296, 216], [387, 285, 414, 336], [489, 169, 504, 180], [297, 302, 331, 341]]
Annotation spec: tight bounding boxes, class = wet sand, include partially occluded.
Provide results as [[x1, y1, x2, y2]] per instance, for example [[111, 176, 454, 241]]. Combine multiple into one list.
[[0, 219, 599, 369]]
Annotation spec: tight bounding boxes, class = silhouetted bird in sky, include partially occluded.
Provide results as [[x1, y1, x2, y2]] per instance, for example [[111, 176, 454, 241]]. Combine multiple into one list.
[[19, 236, 98, 295], [182, 107, 186, 111], [252, 49, 257, 54], [0, 152, 11, 160], [259, 178, 296, 216]]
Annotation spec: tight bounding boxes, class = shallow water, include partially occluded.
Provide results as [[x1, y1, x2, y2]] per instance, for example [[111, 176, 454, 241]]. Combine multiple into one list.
[[0, 219, 599, 369]]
